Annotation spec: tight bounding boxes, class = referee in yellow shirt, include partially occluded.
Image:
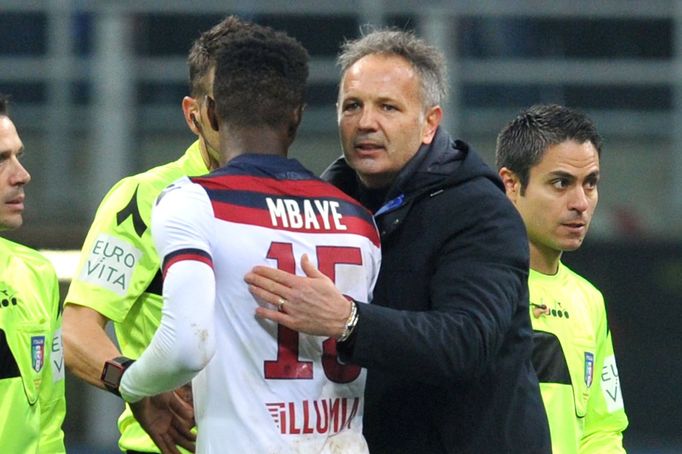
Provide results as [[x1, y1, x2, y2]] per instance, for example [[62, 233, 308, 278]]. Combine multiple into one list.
[[496, 104, 628, 454], [0, 94, 66, 453]]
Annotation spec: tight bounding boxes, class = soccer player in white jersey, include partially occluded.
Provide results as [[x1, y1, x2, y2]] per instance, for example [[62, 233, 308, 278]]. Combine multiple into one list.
[[63, 16, 253, 453], [114, 20, 381, 453], [496, 104, 628, 453]]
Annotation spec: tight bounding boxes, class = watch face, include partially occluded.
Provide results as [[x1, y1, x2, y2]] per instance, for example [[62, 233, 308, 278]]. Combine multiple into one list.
[[103, 362, 124, 385]]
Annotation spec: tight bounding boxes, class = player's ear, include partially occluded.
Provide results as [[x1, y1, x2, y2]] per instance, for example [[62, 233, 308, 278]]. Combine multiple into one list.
[[182, 96, 201, 135], [293, 104, 304, 126], [498, 167, 521, 202], [288, 104, 305, 139]]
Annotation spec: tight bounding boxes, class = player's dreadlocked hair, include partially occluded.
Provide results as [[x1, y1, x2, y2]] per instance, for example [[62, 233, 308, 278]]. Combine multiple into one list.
[[213, 22, 309, 129], [495, 104, 602, 194], [187, 15, 250, 97]]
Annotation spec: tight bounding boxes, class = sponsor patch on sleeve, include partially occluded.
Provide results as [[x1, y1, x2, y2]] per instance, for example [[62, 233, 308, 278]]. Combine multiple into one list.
[[51, 327, 65, 382], [78, 233, 142, 296], [601, 355, 624, 412]]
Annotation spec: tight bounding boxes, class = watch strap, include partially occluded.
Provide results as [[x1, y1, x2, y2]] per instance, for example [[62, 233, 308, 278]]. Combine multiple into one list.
[[101, 356, 135, 397]]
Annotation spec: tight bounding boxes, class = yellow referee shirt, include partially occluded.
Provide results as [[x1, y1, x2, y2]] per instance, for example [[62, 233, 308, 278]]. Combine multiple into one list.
[[0, 236, 65, 453], [66, 141, 207, 453], [529, 263, 628, 454]]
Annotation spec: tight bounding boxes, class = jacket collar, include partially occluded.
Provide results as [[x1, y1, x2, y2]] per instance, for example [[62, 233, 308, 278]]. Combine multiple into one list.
[[322, 127, 479, 209]]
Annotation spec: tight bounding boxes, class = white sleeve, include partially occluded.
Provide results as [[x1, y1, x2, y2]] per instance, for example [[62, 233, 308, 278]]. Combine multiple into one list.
[[120, 181, 216, 403]]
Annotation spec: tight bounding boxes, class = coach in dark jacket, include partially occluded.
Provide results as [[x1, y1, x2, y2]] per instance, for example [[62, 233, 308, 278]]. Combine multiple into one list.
[[324, 127, 548, 453], [246, 28, 550, 453]]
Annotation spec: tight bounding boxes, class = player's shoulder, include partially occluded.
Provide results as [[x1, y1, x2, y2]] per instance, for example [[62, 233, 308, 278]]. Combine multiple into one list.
[[155, 176, 200, 205], [301, 176, 375, 219]]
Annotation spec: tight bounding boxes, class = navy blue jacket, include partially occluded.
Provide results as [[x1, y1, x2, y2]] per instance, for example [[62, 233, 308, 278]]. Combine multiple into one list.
[[323, 128, 551, 453]]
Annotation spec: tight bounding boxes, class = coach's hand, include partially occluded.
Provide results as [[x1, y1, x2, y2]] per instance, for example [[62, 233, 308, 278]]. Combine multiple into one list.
[[246, 253, 351, 338], [130, 390, 196, 454]]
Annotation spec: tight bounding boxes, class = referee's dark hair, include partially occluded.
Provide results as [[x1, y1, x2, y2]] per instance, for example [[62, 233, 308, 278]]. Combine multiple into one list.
[[495, 104, 602, 194], [187, 16, 250, 98], [212, 22, 309, 130]]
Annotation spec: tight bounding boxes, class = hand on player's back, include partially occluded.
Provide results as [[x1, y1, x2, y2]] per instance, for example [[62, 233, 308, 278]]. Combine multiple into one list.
[[130, 389, 196, 454], [246, 254, 351, 338]]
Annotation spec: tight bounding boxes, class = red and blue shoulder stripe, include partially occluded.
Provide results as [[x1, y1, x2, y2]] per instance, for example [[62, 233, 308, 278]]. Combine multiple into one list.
[[162, 248, 213, 278], [191, 174, 379, 247]]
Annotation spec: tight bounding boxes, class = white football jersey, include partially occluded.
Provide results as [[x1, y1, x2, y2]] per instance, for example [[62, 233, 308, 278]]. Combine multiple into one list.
[[153, 154, 381, 453]]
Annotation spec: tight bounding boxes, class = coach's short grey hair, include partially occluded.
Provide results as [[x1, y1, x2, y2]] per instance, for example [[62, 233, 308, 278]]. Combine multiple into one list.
[[337, 27, 448, 108]]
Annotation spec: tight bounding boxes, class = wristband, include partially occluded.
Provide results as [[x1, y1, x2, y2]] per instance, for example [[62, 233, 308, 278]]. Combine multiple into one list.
[[337, 299, 359, 342]]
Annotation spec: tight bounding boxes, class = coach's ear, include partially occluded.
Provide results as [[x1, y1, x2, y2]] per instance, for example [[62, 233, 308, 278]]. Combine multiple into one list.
[[421, 105, 442, 145], [498, 167, 521, 202]]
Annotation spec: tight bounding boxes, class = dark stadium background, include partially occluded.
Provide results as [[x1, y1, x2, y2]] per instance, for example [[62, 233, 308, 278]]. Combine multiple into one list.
[[1, 2, 680, 452]]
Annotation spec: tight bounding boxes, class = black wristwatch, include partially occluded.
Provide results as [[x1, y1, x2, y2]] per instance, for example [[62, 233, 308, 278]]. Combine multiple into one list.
[[101, 356, 135, 397]]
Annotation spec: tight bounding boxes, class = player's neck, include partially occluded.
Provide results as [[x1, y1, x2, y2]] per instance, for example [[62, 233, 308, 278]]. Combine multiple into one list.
[[219, 126, 290, 166]]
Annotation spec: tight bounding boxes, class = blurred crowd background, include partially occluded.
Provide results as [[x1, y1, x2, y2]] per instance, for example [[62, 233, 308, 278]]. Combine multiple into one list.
[[1, 1, 680, 452]]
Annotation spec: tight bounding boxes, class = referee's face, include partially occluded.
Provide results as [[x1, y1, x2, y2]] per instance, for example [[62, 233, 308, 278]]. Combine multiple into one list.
[[0, 116, 30, 231], [513, 140, 600, 269]]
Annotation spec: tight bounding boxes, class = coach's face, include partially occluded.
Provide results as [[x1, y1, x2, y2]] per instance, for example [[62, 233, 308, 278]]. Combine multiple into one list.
[[337, 54, 441, 189], [0, 115, 30, 231]]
